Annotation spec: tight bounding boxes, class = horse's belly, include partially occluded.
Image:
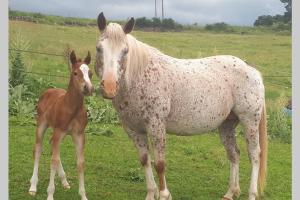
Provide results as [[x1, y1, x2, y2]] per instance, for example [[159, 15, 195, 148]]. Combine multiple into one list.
[[166, 111, 227, 135], [166, 85, 233, 135]]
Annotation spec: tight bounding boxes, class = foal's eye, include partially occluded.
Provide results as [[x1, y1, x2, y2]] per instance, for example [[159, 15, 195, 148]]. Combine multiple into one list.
[[74, 72, 77, 76]]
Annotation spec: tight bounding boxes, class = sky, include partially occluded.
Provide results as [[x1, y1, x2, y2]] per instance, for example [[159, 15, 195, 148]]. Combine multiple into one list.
[[9, 0, 286, 26]]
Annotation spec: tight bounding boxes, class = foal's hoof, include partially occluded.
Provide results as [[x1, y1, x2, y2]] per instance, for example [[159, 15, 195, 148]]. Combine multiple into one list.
[[222, 197, 233, 200], [28, 191, 36, 196], [62, 183, 71, 189]]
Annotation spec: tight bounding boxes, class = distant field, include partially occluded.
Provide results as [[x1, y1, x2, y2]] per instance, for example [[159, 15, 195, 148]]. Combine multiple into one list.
[[9, 21, 291, 100], [9, 21, 291, 200]]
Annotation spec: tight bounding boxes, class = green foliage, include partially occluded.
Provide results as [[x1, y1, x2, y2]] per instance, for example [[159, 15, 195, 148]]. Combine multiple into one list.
[[254, 15, 275, 26], [205, 22, 233, 33], [135, 17, 182, 31], [267, 96, 292, 143], [85, 94, 119, 124], [9, 84, 35, 117], [9, 52, 26, 87], [254, 0, 291, 30]]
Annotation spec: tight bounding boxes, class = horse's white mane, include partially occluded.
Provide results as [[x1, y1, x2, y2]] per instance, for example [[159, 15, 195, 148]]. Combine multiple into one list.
[[103, 23, 150, 85], [125, 34, 149, 84]]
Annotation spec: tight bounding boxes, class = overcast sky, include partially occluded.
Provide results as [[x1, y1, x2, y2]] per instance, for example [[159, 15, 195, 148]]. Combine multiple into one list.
[[9, 0, 286, 26]]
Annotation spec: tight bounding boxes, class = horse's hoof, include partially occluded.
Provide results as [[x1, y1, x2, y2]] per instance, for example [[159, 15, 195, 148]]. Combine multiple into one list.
[[28, 191, 36, 196], [47, 196, 54, 200]]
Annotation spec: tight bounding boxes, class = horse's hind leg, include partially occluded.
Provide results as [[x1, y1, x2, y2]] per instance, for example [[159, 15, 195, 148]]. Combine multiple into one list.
[[124, 126, 158, 200], [238, 111, 263, 200], [244, 122, 261, 200], [219, 113, 240, 200], [29, 119, 48, 196]]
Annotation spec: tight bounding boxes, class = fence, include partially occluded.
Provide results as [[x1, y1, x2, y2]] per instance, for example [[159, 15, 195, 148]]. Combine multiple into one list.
[[8, 48, 292, 88]]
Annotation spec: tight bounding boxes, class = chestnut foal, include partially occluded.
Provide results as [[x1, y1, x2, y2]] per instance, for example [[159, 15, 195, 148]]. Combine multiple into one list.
[[28, 51, 93, 200]]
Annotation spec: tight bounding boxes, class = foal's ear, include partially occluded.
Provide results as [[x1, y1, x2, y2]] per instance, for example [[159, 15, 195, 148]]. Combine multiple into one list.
[[97, 12, 107, 31], [123, 17, 135, 34], [84, 51, 91, 65], [70, 50, 77, 65]]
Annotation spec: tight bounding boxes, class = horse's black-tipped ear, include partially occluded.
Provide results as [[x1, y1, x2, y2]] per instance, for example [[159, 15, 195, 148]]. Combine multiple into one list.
[[70, 50, 77, 65], [123, 17, 135, 34], [97, 12, 107, 31], [84, 51, 91, 65]]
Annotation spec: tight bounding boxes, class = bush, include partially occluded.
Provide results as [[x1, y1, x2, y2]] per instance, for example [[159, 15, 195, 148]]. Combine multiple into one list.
[[205, 22, 233, 33], [9, 52, 26, 87], [267, 96, 292, 143], [85, 92, 119, 124]]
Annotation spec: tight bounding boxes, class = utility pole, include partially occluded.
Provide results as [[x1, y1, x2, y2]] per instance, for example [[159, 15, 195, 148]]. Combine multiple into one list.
[[162, 0, 164, 21], [155, 0, 157, 18]]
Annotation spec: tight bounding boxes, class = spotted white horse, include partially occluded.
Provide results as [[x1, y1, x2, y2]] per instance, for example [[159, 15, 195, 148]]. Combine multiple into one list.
[[94, 12, 267, 200]]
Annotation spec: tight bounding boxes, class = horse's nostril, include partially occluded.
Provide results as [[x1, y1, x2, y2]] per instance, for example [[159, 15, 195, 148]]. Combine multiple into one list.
[[84, 85, 88, 90], [101, 80, 104, 87]]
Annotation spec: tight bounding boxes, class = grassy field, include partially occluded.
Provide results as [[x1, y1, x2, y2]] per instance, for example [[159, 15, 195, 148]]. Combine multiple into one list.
[[9, 21, 291, 200]]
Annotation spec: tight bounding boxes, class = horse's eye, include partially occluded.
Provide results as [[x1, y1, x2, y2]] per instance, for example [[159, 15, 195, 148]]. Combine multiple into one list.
[[74, 72, 77, 76], [96, 46, 103, 53], [123, 48, 128, 55]]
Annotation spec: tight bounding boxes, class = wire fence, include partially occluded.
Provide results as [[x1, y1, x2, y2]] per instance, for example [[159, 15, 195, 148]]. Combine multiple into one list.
[[9, 48, 292, 80]]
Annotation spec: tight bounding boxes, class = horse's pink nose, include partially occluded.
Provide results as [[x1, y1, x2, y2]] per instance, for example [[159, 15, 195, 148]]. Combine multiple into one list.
[[101, 80, 118, 99]]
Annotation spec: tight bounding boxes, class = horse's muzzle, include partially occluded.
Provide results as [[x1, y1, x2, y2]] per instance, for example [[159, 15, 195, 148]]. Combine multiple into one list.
[[100, 80, 118, 99]]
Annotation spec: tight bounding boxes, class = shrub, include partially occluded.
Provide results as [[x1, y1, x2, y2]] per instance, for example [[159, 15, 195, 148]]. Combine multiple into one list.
[[205, 22, 233, 33], [267, 96, 292, 143], [9, 51, 26, 87]]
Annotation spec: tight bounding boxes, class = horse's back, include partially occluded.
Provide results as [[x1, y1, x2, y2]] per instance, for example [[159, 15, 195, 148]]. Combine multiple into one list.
[[165, 55, 264, 135]]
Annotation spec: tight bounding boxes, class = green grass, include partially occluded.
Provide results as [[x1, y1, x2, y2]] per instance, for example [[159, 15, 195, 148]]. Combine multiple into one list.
[[9, 117, 291, 200], [9, 21, 291, 199], [9, 21, 291, 100]]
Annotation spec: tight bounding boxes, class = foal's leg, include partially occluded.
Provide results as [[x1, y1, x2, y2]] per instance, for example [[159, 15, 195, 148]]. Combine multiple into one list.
[[47, 130, 64, 200], [57, 159, 70, 189], [146, 120, 171, 200], [219, 117, 240, 200], [72, 132, 87, 200], [29, 119, 48, 195], [124, 126, 158, 200]]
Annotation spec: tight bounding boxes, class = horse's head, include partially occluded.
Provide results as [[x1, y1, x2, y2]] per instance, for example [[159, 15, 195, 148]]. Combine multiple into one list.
[[69, 50, 94, 96], [95, 12, 135, 99]]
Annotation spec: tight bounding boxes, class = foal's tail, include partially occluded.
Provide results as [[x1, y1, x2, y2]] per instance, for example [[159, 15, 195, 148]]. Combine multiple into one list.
[[258, 101, 268, 194]]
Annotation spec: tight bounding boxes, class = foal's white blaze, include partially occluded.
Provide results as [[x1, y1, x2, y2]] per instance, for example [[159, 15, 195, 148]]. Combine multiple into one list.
[[80, 64, 92, 86]]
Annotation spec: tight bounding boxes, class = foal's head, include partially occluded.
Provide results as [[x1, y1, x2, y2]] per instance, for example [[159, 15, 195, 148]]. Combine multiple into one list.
[[69, 50, 93, 96], [95, 12, 135, 99]]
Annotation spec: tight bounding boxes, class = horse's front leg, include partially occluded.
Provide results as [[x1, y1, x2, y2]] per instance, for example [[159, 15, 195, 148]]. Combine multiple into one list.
[[124, 126, 158, 200], [146, 120, 171, 200]]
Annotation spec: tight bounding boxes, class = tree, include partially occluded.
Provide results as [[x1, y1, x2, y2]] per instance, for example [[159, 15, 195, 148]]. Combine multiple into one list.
[[280, 0, 292, 22], [254, 15, 274, 26], [253, 0, 291, 27]]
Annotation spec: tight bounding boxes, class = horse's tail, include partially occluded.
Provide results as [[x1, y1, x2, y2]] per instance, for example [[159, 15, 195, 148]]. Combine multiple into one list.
[[258, 100, 268, 194]]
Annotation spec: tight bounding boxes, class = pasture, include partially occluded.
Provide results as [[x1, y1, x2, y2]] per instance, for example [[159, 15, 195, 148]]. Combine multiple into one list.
[[9, 21, 291, 199]]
